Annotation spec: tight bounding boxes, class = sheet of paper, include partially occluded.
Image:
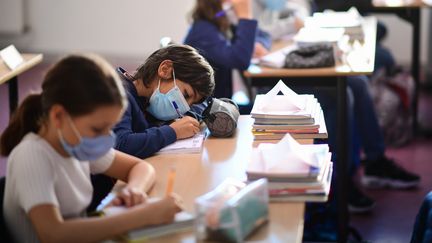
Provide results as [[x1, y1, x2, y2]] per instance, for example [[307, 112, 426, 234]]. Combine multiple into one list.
[[258, 80, 305, 112], [0, 45, 24, 70], [158, 130, 206, 154]]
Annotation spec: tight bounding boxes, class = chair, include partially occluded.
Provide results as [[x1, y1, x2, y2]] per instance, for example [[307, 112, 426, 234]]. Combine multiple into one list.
[[0, 177, 13, 242], [411, 191, 432, 243]]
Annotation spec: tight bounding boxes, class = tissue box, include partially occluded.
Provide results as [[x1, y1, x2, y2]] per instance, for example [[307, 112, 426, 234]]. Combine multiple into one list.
[[194, 178, 269, 242]]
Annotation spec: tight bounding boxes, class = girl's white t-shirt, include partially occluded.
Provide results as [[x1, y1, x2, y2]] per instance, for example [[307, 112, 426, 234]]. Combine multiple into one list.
[[3, 133, 115, 243]]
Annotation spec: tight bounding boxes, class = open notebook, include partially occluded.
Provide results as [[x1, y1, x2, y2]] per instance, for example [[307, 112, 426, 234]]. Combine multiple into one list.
[[157, 130, 207, 154], [102, 199, 195, 242]]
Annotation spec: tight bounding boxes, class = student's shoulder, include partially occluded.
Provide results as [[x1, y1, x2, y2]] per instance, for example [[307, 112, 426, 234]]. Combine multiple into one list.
[[9, 133, 54, 161], [191, 20, 219, 31]]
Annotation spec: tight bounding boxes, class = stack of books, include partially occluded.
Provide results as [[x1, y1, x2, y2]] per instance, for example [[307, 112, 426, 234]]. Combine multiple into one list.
[[246, 134, 333, 202], [251, 80, 327, 140]]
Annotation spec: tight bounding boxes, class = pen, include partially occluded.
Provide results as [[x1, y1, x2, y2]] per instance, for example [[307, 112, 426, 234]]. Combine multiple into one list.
[[96, 192, 117, 212], [172, 101, 183, 118], [165, 167, 176, 196]]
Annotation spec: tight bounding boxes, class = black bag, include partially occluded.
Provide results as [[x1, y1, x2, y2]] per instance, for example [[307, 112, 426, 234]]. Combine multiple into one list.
[[202, 98, 240, 137], [284, 44, 335, 69], [370, 67, 414, 147]]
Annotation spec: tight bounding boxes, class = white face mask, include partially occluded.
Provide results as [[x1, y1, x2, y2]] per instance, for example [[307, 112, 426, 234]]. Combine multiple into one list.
[[146, 69, 191, 121]]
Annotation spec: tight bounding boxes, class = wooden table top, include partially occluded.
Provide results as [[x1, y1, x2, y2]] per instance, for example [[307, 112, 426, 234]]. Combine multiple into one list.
[[244, 17, 377, 78], [0, 53, 43, 85], [143, 116, 306, 243]]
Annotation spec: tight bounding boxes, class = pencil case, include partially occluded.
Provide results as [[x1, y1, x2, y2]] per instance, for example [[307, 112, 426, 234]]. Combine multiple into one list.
[[194, 178, 269, 242]]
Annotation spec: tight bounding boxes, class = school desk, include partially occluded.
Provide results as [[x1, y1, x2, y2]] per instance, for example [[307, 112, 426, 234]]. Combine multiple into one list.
[[0, 53, 43, 116], [142, 115, 327, 243], [370, 0, 432, 132]]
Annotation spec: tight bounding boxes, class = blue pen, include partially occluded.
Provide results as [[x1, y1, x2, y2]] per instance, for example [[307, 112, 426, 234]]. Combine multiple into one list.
[[172, 101, 183, 118]]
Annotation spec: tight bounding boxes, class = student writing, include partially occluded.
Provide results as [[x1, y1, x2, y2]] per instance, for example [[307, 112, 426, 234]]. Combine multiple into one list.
[[0, 54, 182, 243]]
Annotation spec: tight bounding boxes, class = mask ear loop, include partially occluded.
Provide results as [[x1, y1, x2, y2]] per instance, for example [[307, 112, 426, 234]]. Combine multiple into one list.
[[172, 68, 177, 87], [66, 115, 83, 142]]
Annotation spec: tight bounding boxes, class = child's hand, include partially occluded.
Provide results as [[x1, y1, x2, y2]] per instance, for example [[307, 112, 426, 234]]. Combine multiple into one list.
[[112, 187, 148, 207], [146, 194, 183, 225], [253, 42, 269, 58], [231, 0, 252, 19], [169, 116, 200, 139], [294, 17, 304, 31]]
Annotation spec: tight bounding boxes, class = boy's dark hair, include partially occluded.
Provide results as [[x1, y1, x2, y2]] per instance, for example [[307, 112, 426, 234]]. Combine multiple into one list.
[[0, 54, 127, 156], [133, 44, 215, 101]]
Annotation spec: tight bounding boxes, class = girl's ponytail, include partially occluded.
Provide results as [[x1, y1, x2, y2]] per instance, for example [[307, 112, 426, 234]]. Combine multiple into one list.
[[0, 94, 43, 156]]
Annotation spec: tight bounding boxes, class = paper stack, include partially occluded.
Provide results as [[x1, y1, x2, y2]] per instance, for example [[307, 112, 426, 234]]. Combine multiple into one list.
[[304, 7, 365, 41], [251, 80, 327, 140], [246, 134, 333, 202]]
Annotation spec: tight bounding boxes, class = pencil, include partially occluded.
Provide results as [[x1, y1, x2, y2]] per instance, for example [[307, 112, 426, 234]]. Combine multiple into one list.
[[165, 167, 176, 196]]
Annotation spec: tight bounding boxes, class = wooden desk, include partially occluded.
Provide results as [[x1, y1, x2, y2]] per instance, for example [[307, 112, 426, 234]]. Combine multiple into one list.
[[144, 116, 306, 243], [370, 0, 431, 132], [243, 17, 377, 243], [244, 17, 377, 79], [0, 53, 43, 115]]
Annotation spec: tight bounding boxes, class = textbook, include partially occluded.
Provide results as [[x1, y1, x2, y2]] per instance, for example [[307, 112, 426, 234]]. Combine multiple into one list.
[[253, 117, 315, 125], [102, 201, 195, 242], [158, 130, 206, 154], [269, 163, 333, 202]]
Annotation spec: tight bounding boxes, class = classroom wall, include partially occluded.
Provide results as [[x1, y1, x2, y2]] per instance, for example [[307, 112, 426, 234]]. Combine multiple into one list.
[[0, 0, 195, 61], [0, 1, 430, 65]]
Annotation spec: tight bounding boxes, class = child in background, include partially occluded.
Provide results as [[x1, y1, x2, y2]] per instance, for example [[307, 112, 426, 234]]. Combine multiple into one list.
[[0, 54, 182, 243], [184, 0, 271, 101]]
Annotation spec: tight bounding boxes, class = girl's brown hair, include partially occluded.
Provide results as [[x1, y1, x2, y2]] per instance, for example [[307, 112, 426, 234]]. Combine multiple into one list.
[[0, 54, 127, 156], [133, 44, 215, 101], [191, 0, 230, 34]]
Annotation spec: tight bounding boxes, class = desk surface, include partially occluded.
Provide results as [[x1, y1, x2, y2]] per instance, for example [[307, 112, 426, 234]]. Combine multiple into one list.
[[0, 53, 43, 85], [373, 0, 431, 7], [244, 17, 377, 78], [144, 115, 305, 243]]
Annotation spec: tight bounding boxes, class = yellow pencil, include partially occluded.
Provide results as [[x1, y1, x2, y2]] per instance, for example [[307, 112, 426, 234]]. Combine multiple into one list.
[[165, 167, 176, 196]]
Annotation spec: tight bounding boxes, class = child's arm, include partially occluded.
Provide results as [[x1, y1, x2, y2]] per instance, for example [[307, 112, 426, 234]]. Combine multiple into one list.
[[102, 150, 156, 207], [28, 196, 181, 243]]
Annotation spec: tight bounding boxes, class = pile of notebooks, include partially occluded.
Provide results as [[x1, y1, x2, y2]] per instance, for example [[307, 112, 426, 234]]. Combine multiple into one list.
[[246, 134, 333, 202], [251, 80, 327, 140]]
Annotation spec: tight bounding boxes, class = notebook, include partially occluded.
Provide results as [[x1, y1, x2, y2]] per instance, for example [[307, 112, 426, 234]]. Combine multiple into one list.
[[102, 199, 195, 242], [157, 130, 206, 154]]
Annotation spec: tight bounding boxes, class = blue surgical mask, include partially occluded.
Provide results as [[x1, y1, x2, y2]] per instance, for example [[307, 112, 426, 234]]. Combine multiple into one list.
[[58, 116, 115, 161], [146, 70, 191, 121], [264, 0, 286, 11]]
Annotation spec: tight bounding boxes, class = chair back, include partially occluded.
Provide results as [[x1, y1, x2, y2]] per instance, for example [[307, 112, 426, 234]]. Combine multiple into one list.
[[0, 177, 14, 242]]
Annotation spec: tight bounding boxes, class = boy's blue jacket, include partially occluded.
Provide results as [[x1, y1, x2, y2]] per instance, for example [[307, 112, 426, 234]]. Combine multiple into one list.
[[113, 79, 177, 158]]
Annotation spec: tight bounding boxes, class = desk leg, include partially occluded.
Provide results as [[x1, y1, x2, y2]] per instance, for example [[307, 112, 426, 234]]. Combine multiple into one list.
[[8, 76, 18, 117], [411, 8, 420, 133], [337, 77, 348, 243]]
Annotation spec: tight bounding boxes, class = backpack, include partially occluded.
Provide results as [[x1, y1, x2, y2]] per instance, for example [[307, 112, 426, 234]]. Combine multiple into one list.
[[370, 67, 415, 147]]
